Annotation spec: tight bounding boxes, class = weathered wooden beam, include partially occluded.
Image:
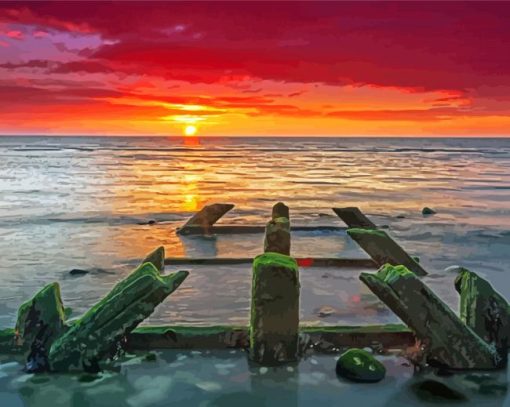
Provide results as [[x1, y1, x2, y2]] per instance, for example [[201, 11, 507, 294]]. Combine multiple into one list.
[[48, 264, 189, 371], [250, 252, 300, 364], [455, 268, 510, 361], [0, 325, 415, 353], [177, 203, 234, 235], [347, 228, 428, 276], [332, 207, 377, 229], [360, 264, 502, 369], [164, 257, 376, 268], [272, 202, 289, 220], [264, 214, 291, 255], [176, 225, 347, 235], [140, 245, 165, 272]]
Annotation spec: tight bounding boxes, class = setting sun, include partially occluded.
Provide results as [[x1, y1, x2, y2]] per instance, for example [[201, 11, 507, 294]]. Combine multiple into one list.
[[183, 125, 198, 137]]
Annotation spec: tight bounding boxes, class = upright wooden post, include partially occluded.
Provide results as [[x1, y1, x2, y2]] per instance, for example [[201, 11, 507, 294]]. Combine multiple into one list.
[[250, 203, 300, 365], [264, 202, 291, 255]]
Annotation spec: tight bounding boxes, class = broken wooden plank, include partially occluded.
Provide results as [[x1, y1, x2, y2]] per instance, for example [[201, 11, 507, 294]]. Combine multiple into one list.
[[177, 203, 234, 235], [140, 245, 165, 272], [250, 252, 300, 364], [360, 264, 502, 369], [347, 228, 427, 276], [164, 257, 376, 268], [48, 264, 189, 371], [332, 207, 377, 229], [176, 225, 347, 235], [455, 268, 510, 361]]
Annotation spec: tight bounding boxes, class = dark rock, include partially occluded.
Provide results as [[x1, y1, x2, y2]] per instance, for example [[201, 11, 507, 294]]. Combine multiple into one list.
[[147, 220, 156, 225], [144, 352, 157, 362], [396, 215, 406, 219], [336, 348, 386, 383], [422, 207, 436, 215], [69, 268, 89, 275], [412, 379, 467, 402]]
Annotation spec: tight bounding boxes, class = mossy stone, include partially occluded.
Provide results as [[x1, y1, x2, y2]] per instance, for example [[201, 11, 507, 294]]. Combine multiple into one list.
[[336, 348, 386, 383]]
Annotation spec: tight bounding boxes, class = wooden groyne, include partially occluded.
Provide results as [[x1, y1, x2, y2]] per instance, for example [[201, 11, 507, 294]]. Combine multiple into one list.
[[3, 201, 509, 373]]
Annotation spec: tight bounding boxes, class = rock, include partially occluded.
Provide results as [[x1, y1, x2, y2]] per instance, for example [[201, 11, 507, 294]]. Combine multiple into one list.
[[422, 207, 436, 215], [335, 348, 386, 383], [396, 215, 406, 219], [412, 379, 467, 402], [250, 252, 300, 365], [69, 268, 89, 275], [147, 220, 156, 225], [317, 306, 336, 318], [412, 256, 420, 263]]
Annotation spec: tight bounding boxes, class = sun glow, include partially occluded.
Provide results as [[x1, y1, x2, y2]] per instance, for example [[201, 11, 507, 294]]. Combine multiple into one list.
[[183, 125, 197, 136]]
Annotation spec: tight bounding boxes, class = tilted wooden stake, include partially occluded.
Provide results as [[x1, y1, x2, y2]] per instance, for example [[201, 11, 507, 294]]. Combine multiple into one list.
[[177, 203, 234, 234], [360, 264, 502, 369], [348, 228, 427, 276], [332, 207, 377, 229], [455, 268, 509, 362]]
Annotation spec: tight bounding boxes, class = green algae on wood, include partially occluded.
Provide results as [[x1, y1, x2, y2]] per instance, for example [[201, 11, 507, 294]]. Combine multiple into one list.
[[360, 264, 501, 369], [336, 348, 386, 382], [141, 245, 165, 272], [48, 263, 188, 372], [455, 268, 509, 360], [250, 252, 300, 364], [347, 228, 427, 276], [15, 282, 66, 353]]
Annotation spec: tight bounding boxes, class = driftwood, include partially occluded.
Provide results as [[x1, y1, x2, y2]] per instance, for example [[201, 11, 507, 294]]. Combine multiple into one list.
[[348, 228, 427, 276], [455, 268, 509, 362], [360, 264, 501, 369], [250, 252, 300, 364], [332, 207, 377, 229], [177, 203, 234, 234], [48, 263, 188, 371]]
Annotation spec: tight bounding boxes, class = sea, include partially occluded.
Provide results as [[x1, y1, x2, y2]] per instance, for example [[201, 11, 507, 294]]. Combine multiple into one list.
[[1, 136, 510, 407]]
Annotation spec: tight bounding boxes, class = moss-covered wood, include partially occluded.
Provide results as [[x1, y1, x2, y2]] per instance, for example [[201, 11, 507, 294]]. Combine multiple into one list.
[[332, 207, 377, 229], [336, 348, 386, 382], [348, 228, 427, 276], [455, 268, 509, 361], [141, 245, 165, 272], [360, 264, 501, 369], [250, 252, 300, 364], [264, 217, 291, 255], [48, 263, 188, 372], [177, 203, 234, 234]]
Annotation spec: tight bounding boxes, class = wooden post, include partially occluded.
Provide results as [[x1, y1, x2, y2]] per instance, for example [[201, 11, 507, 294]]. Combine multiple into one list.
[[264, 202, 291, 255], [249, 252, 300, 365], [332, 207, 377, 229], [455, 268, 509, 362], [360, 264, 501, 369], [348, 228, 427, 276], [177, 203, 234, 234]]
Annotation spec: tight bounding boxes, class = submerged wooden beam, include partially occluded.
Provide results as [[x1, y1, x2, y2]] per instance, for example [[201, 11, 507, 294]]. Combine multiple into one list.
[[347, 228, 428, 276], [177, 225, 347, 235], [164, 257, 376, 268], [177, 203, 234, 235], [0, 325, 432, 353], [332, 207, 377, 229], [360, 264, 502, 369]]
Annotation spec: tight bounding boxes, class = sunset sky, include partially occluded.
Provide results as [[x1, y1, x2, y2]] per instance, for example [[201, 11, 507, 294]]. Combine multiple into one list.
[[1, 1, 510, 137]]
